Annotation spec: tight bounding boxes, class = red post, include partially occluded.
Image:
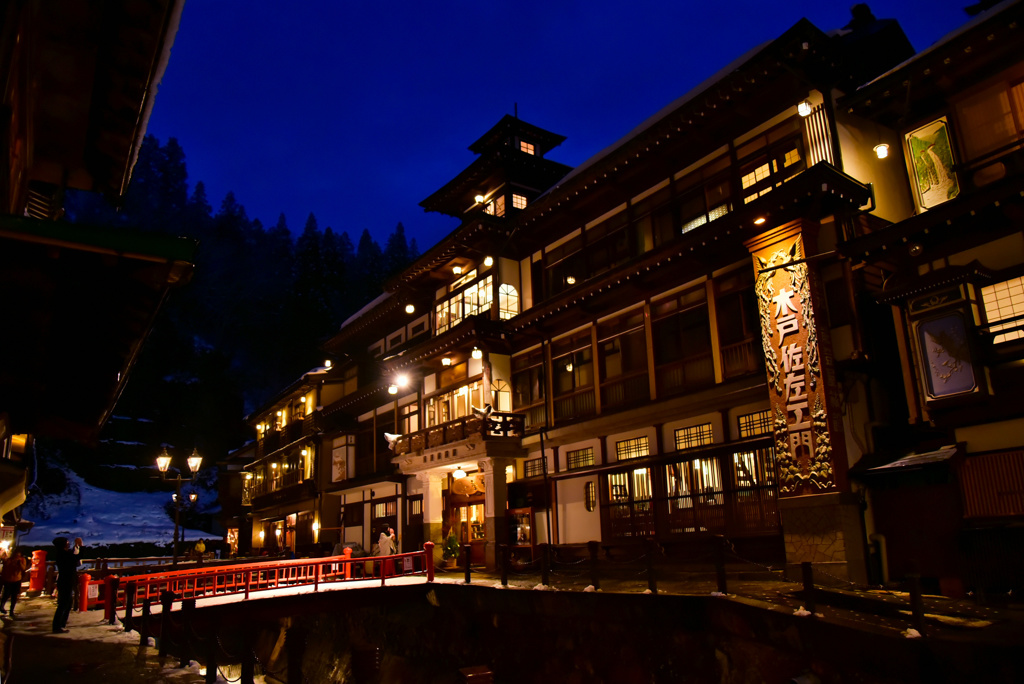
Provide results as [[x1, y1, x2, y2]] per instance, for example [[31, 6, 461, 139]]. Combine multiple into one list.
[[424, 541, 435, 583], [343, 547, 352, 580], [103, 575, 118, 623], [314, 561, 320, 592], [29, 549, 47, 594], [78, 573, 92, 612]]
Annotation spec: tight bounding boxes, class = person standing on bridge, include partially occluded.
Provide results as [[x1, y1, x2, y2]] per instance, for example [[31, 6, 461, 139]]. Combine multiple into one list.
[[51, 536, 81, 634], [378, 526, 396, 577]]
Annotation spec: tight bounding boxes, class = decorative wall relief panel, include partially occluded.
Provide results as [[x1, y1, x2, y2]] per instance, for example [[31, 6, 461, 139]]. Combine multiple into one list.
[[747, 221, 847, 497]]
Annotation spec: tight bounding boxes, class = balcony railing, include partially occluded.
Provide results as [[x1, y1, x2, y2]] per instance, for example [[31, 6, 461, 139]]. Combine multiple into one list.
[[256, 414, 321, 459], [553, 388, 596, 423], [656, 352, 714, 397], [600, 372, 650, 410], [393, 411, 525, 456], [721, 338, 763, 379]]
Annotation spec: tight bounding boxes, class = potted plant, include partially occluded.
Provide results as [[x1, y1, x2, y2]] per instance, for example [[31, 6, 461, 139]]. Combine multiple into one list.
[[441, 532, 459, 568]]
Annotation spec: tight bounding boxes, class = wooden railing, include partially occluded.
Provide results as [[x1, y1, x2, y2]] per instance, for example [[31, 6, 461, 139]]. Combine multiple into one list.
[[94, 543, 436, 616], [394, 412, 525, 455]]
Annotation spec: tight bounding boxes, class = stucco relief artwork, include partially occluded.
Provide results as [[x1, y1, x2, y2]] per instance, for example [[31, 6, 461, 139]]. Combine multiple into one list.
[[753, 232, 836, 496]]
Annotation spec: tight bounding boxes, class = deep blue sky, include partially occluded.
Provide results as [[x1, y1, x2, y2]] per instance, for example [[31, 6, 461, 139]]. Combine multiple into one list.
[[147, 0, 976, 252]]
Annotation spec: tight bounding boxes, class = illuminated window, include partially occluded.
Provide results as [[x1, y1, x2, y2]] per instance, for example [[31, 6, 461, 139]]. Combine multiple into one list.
[[615, 436, 649, 461], [567, 447, 595, 470], [982, 276, 1024, 343], [512, 194, 527, 209], [484, 195, 505, 217], [435, 274, 492, 334], [584, 481, 597, 511], [741, 163, 771, 190], [738, 410, 772, 438], [425, 380, 484, 427], [520, 140, 535, 155], [498, 284, 519, 320], [491, 379, 511, 411], [783, 149, 802, 167], [524, 458, 545, 478], [674, 423, 713, 451]]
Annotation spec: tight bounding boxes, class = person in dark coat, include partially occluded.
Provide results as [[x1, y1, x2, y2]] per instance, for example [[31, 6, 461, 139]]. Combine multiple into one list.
[[0, 548, 28, 617], [51, 536, 81, 634]]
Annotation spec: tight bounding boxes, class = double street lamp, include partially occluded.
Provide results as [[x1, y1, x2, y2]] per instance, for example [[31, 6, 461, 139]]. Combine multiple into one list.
[[156, 447, 203, 566]]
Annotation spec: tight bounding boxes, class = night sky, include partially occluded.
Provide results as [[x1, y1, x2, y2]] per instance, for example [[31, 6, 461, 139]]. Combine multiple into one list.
[[146, 0, 976, 252]]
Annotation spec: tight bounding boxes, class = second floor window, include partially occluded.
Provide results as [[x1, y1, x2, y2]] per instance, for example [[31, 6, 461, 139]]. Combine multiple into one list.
[[436, 275, 493, 334], [425, 380, 484, 427], [982, 276, 1024, 343], [652, 286, 713, 396], [955, 79, 1024, 162], [737, 119, 805, 204], [499, 284, 519, 319], [738, 410, 772, 438]]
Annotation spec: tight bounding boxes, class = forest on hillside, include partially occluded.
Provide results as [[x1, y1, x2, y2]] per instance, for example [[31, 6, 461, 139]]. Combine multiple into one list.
[[28, 135, 423, 514]]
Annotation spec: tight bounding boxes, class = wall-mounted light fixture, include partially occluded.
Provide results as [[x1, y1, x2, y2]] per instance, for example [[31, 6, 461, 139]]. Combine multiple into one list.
[[388, 384, 399, 395], [299, 396, 306, 403], [471, 347, 483, 360], [474, 195, 485, 204], [754, 217, 767, 226], [566, 275, 576, 285], [441, 356, 452, 367], [325, 359, 332, 368], [797, 100, 812, 117], [301, 448, 308, 456], [453, 467, 467, 480], [453, 266, 463, 275], [405, 303, 416, 314], [873, 143, 890, 159], [484, 256, 494, 267]]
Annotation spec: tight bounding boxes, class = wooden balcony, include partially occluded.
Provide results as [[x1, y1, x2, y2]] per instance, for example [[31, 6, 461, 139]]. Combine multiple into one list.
[[393, 411, 525, 456], [255, 413, 320, 459], [251, 478, 316, 510]]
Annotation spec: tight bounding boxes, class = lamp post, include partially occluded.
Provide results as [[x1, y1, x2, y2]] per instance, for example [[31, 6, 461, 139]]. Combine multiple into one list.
[[156, 447, 203, 566]]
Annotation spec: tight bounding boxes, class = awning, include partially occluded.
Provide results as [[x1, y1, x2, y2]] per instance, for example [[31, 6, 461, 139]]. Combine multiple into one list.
[[866, 445, 960, 472]]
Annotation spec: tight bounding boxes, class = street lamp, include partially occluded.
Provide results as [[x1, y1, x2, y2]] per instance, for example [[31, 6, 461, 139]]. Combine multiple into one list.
[[156, 447, 203, 566]]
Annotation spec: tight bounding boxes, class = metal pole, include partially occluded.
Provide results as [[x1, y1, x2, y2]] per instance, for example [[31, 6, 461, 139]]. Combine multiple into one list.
[[173, 478, 182, 566]]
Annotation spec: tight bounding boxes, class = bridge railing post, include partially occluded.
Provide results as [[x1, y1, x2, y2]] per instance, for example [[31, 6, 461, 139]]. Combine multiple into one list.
[[343, 547, 353, 580], [179, 598, 195, 669], [645, 538, 658, 595], [158, 590, 174, 658], [424, 542, 435, 582], [205, 617, 218, 684], [463, 545, 471, 585], [500, 544, 509, 587], [123, 581, 137, 633], [540, 543, 550, 587], [588, 541, 601, 591], [140, 597, 151, 647]]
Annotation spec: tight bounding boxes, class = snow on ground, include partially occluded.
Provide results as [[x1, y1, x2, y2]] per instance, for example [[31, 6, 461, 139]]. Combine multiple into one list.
[[20, 466, 212, 549]]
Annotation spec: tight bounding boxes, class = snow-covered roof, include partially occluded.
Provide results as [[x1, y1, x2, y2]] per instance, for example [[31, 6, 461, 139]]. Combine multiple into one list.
[[338, 291, 392, 332], [856, 0, 1016, 92]]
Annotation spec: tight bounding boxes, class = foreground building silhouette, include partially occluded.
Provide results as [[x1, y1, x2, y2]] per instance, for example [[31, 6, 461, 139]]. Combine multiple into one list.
[[0, 1, 194, 529], [235, 0, 1024, 595]]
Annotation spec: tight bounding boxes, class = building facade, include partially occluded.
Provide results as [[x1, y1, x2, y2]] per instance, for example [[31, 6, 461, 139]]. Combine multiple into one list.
[[236, 1, 1024, 593]]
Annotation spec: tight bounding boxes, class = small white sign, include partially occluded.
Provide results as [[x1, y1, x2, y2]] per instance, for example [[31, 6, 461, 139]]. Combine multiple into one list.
[[403, 557, 413, 572], [87, 584, 99, 599]]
